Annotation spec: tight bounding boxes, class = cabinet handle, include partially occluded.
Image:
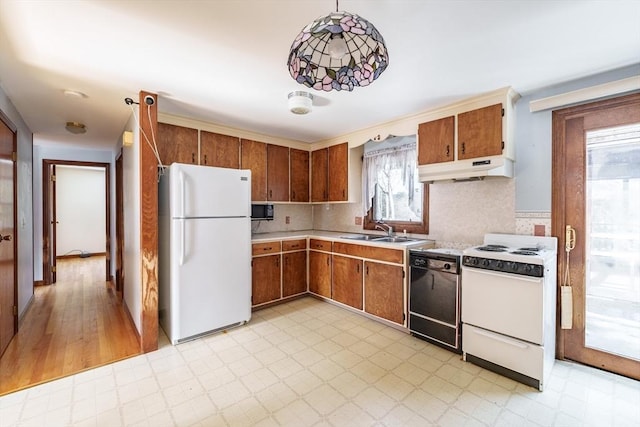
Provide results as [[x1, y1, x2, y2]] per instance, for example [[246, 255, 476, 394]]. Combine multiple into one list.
[[284, 256, 288, 266], [342, 189, 345, 198], [292, 191, 296, 200], [446, 145, 450, 157], [269, 189, 272, 198], [431, 273, 435, 290], [264, 247, 272, 251], [291, 244, 299, 248], [356, 264, 360, 273], [192, 153, 195, 163], [204, 154, 207, 164], [461, 142, 465, 154], [276, 257, 279, 267], [366, 266, 369, 275], [326, 257, 330, 266]]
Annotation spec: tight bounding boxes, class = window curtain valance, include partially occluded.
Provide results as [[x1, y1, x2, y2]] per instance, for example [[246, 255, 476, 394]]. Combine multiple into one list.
[[362, 134, 417, 216]]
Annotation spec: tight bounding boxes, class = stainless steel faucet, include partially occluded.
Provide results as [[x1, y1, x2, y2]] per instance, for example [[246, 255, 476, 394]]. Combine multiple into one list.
[[375, 222, 394, 236]]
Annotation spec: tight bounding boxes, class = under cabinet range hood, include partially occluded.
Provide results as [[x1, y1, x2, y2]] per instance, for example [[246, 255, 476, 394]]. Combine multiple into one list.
[[418, 157, 514, 182]]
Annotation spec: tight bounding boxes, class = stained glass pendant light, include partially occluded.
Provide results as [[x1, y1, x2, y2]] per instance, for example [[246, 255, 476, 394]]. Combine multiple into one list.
[[287, 0, 389, 92]]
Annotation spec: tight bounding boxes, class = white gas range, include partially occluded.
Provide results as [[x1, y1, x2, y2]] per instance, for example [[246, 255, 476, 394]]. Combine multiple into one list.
[[461, 233, 558, 391]]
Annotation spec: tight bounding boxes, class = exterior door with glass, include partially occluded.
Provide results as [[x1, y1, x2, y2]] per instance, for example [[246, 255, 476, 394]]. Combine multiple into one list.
[[552, 92, 640, 379]]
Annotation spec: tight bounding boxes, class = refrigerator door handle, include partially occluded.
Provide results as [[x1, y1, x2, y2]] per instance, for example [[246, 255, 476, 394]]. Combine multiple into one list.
[[179, 170, 186, 218]]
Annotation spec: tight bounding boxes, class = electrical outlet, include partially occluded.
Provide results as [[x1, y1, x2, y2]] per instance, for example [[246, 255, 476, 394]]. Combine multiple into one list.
[[355, 216, 362, 225], [534, 224, 545, 236], [285, 216, 290, 224]]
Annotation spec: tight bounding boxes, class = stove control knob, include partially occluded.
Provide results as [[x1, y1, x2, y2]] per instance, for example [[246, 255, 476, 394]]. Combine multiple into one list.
[[524, 265, 533, 273], [496, 261, 504, 269], [482, 259, 490, 267], [511, 263, 519, 271], [444, 263, 451, 270], [470, 257, 479, 265]]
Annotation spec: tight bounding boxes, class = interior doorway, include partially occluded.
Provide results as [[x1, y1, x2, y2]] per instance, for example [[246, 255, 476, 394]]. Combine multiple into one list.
[[42, 160, 111, 285], [552, 92, 640, 380]]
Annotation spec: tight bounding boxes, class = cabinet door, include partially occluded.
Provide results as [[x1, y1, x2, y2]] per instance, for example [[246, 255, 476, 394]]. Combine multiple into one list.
[[241, 139, 268, 201], [332, 255, 363, 309], [290, 148, 310, 202], [311, 148, 328, 202], [417, 116, 454, 165], [252, 254, 281, 305], [457, 103, 503, 160], [267, 144, 290, 202], [200, 131, 240, 168], [283, 251, 307, 297], [309, 250, 331, 298], [157, 123, 198, 165], [328, 142, 348, 201], [364, 261, 404, 324]]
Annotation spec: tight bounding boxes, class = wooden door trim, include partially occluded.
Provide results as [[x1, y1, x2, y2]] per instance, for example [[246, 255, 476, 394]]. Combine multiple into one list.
[[42, 160, 111, 285], [552, 91, 640, 376]]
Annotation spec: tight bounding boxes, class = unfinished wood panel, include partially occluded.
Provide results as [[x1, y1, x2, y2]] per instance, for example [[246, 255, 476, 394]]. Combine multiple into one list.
[[457, 103, 503, 160], [309, 251, 331, 298], [309, 238, 332, 252], [267, 144, 290, 201], [333, 241, 403, 264], [139, 91, 159, 353], [311, 148, 328, 202], [282, 251, 307, 297], [282, 239, 307, 252], [252, 241, 281, 256], [364, 261, 404, 324], [241, 139, 268, 201], [290, 148, 310, 202], [200, 130, 240, 168], [157, 122, 198, 165], [328, 142, 348, 201], [332, 255, 363, 310], [418, 116, 455, 165], [0, 256, 140, 395]]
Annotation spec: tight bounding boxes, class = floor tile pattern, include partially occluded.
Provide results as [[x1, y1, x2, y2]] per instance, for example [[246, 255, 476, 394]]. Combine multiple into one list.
[[1, 297, 638, 426]]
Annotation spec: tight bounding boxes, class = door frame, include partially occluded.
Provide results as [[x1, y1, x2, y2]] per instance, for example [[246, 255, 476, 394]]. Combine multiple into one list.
[[552, 92, 640, 378], [115, 150, 124, 298], [0, 108, 18, 343], [42, 160, 111, 285]]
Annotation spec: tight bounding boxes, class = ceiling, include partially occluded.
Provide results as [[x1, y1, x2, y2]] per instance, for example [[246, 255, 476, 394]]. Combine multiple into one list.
[[1, 1, 639, 151]]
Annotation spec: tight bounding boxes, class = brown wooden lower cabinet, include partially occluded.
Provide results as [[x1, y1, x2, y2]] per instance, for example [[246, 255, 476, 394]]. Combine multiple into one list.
[[283, 251, 307, 297], [252, 254, 281, 305], [364, 261, 404, 324], [309, 250, 331, 298], [331, 255, 363, 309]]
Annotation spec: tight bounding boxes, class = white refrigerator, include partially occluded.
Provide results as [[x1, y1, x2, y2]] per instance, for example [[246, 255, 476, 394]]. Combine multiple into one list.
[[158, 163, 252, 344]]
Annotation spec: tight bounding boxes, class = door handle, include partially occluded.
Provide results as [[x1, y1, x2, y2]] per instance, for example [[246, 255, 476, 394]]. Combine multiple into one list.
[[0, 234, 11, 242]]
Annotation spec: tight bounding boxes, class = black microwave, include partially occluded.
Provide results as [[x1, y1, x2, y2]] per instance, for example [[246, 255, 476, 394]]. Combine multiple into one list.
[[251, 204, 274, 221]]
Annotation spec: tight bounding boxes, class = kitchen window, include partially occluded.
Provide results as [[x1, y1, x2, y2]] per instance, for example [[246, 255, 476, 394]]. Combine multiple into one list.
[[362, 135, 429, 234]]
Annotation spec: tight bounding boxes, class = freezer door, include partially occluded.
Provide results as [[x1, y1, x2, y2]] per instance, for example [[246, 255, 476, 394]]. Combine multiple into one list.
[[170, 163, 251, 218], [169, 216, 251, 343]]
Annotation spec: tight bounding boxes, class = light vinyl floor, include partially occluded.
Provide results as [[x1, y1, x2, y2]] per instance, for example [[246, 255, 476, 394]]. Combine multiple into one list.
[[0, 297, 638, 426]]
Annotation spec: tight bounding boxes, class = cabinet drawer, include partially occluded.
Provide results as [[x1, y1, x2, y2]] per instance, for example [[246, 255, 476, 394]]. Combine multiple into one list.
[[252, 241, 281, 255], [282, 238, 307, 252], [333, 242, 403, 264], [309, 239, 332, 251]]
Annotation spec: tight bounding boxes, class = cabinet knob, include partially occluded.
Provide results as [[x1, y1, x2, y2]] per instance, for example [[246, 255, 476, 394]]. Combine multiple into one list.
[[461, 142, 466, 154], [192, 153, 195, 163], [204, 154, 207, 164], [446, 145, 450, 157]]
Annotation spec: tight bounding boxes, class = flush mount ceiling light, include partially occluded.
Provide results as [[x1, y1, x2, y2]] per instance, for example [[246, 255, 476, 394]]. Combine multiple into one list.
[[62, 89, 87, 98], [288, 91, 313, 114], [65, 121, 86, 134], [287, 0, 389, 92]]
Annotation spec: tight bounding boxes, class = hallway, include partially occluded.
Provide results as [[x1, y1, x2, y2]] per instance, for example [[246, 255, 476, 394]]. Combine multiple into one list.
[[0, 256, 140, 395]]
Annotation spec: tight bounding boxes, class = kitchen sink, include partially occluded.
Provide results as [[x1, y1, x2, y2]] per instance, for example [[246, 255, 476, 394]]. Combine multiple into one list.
[[372, 236, 421, 243], [340, 234, 382, 241]]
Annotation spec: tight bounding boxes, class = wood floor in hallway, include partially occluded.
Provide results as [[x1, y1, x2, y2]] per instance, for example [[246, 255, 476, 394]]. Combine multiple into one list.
[[0, 256, 141, 395]]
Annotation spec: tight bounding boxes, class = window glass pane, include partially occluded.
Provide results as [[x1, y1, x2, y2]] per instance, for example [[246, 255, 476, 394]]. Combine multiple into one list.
[[372, 155, 422, 223]]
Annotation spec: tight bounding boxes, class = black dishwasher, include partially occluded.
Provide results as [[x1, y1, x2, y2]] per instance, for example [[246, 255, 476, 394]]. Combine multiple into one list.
[[409, 249, 462, 353]]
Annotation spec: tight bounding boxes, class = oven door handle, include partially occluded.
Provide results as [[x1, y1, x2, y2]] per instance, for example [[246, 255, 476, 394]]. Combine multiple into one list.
[[463, 267, 542, 283], [472, 328, 529, 349]]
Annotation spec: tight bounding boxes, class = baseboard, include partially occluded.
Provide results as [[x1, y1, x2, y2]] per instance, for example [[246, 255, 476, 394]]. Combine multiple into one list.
[[57, 252, 106, 260], [18, 294, 35, 328], [34, 280, 44, 287], [123, 299, 142, 348]]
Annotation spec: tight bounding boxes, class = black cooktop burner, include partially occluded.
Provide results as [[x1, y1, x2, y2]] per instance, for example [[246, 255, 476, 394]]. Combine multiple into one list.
[[511, 250, 538, 256], [477, 245, 508, 252], [518, 247, 540, 252]]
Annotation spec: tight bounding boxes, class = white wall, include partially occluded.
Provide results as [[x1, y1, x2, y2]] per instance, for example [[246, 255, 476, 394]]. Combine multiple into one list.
[[55, 166, 106, 256], [32, 145, 114, 281], [121, 114, 141, 334], [0, 86, 34, 318]]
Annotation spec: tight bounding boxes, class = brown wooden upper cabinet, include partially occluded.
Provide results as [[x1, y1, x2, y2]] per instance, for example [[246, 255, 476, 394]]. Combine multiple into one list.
[[200, 130, 240, 168], [157, 123, 198, 165], [311, 142, 348, 202], [417, 103, 503, 165], [241, 139, 268, 201], [290, 148, 310, 202], [267, 144, 290, 202]]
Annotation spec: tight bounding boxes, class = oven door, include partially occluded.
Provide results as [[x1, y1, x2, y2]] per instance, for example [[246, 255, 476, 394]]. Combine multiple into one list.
[[461, 266, 545, 345]]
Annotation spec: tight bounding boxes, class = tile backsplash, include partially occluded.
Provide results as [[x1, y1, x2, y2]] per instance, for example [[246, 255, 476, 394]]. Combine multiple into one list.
[[250, 204, 313, 234]]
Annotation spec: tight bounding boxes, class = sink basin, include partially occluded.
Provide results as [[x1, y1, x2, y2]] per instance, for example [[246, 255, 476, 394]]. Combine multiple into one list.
[[340, 234, 382, 241], [372, 236, 420, 243]]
